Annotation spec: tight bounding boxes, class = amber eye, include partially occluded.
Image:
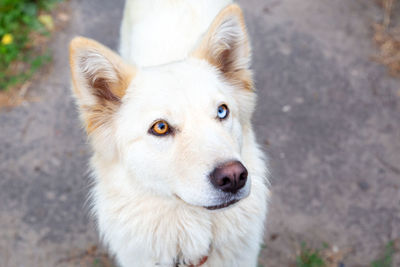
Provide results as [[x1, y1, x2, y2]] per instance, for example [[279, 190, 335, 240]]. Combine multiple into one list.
[[217, 104, 229, 120], [150, 120, 170, 136]]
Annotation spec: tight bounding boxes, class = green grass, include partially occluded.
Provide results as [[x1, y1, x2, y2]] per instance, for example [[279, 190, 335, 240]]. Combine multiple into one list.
[[371, 241, 395, 267], [91, 258, 108, 267], [0, 0, 61, 91], [296, 243, 325, 267], [91, 257, 117, 267]]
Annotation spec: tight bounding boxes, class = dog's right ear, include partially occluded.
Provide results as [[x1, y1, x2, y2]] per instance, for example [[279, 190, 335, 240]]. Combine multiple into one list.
[[69, 37, 135, 134], [192, 4, 253, 91]]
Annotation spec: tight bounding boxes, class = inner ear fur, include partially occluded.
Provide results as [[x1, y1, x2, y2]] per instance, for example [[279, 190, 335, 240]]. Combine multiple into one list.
[[192, 4, 253, 91], [69, 37, 135, 133]]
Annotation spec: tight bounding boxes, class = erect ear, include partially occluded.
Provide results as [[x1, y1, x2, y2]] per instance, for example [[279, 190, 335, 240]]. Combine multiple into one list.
[[69, 37, 135, 134], [192, 4, 253, 91]]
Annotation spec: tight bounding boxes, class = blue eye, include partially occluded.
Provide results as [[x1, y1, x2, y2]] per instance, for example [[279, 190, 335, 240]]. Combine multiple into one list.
[[217, 104, 229, 120]]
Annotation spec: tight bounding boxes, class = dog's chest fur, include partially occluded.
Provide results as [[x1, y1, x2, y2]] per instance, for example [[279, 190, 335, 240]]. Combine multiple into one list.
[[92, 148, 268, 266]]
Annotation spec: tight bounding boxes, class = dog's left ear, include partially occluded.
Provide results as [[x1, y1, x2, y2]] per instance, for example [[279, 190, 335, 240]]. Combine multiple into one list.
[[192, 4, 252, 91], [69, 37, 136, 134]]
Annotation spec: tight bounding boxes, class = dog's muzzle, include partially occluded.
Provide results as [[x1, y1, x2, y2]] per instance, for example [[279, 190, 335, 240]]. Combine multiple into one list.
[[204, 161, 248, 210]]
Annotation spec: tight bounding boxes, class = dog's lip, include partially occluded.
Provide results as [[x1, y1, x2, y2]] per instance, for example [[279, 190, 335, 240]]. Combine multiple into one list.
[[204, 199, 239, 210]]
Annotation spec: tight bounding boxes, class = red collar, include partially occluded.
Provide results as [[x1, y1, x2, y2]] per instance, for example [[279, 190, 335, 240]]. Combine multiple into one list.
[[189, 255, 208, 267]]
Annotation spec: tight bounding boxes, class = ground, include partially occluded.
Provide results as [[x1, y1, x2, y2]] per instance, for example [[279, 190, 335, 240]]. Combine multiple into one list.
[[0, 0, 399, 266]]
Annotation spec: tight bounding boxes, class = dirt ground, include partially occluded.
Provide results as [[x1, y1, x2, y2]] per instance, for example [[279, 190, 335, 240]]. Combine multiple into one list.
[[0, 0, 399, 266]]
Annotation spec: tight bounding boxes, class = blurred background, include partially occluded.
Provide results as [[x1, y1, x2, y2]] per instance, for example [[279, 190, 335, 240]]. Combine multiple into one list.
[[0, 0, 399, 266]]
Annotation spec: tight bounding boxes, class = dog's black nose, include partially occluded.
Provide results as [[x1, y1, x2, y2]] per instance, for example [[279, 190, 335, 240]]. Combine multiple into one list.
[[210, 161, 248, 194]]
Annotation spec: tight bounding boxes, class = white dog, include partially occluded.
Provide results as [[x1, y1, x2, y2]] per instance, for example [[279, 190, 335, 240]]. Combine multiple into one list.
[[69, 0, 269, 266]]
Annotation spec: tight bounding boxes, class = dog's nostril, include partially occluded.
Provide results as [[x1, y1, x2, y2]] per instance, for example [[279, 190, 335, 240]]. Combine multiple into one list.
[[209, 161, 248, 194], [221, 177, 231, 187]]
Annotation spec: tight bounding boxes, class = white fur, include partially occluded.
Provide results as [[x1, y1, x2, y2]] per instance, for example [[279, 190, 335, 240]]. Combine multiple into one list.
[[71, 1, 269, 266], [120, 0, 232, 66]]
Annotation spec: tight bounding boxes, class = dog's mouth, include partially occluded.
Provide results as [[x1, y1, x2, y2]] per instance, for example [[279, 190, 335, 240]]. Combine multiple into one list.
[[204, 199, 239, 210], [174, 194, 242, 211]]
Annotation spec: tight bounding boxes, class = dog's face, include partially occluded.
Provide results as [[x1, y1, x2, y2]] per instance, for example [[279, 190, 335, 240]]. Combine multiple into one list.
[[70, 5, 256, 209], [115, 59, 254, 209]]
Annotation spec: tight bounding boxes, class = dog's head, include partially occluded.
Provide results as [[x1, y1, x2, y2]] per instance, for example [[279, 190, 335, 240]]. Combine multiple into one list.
[[70, 5, 256, 210]]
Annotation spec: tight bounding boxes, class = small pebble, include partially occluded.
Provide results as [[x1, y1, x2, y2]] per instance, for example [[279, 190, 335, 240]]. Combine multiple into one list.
[[279, 44, 292, 55], [282, 105, 291, 112], [45, 191, 56, 200], [358, 181, 369, 191], [59, 194, 67, 202], [51, 157, 61, 166], [294, 97, 304, 104]]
